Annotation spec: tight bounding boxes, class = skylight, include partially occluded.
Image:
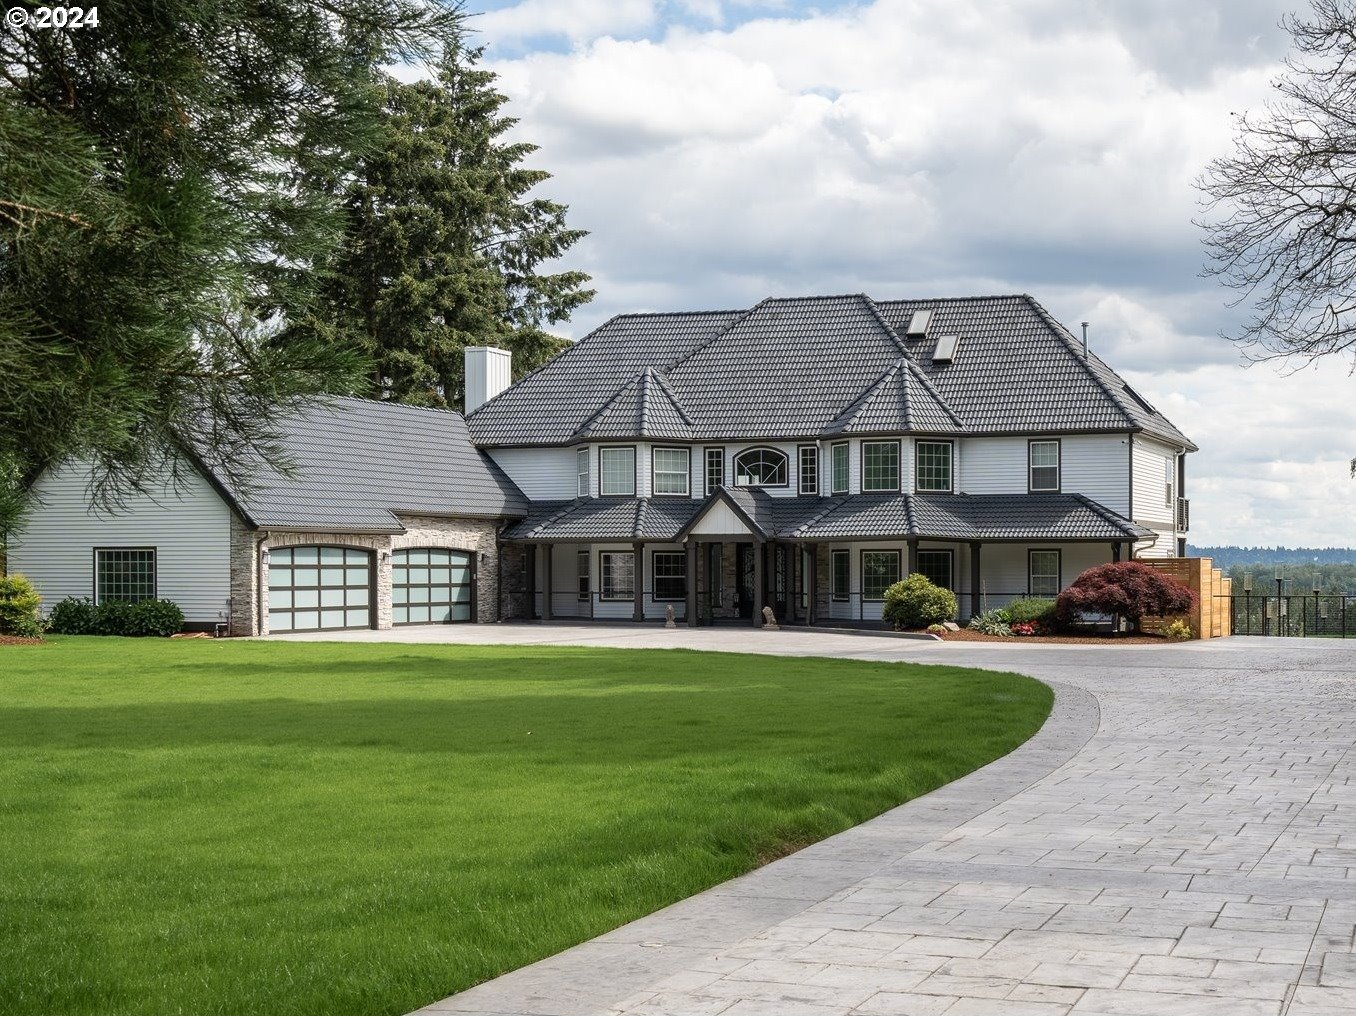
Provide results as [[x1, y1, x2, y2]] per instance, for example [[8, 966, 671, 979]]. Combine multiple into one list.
[[932, 333, 959, 363], [906, 309, 933, 337]]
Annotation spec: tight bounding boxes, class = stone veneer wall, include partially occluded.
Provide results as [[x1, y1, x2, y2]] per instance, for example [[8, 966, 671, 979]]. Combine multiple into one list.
[[498, 542, 530, 620], [229, 513, 505, 635]]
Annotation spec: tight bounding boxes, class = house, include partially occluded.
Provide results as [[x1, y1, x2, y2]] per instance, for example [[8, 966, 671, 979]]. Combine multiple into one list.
[[8, 292, 1194, 633], [468, 293, 1193, 626], [9, 398, 527, 634]]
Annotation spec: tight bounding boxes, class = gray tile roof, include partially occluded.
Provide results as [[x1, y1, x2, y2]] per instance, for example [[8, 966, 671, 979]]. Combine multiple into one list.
[[506, 487, 1148, 543], [206, 397, 527, 532], [792, 493, 1153, 541], [574, 367, 695, 440], [504, 497, 703, 541], [465, 293, 1193, 449]]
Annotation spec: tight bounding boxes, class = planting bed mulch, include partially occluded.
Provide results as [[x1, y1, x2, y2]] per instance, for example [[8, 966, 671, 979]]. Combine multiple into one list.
[[936, 629, 1172, 645], [0, 635, 44, 646]]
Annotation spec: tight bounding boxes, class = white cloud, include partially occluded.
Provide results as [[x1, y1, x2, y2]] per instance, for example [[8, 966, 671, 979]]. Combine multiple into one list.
[[473, 0, 657, 48]]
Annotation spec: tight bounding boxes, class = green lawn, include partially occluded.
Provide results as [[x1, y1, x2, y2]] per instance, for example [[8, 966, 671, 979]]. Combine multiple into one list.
[[0, 637, 1051, 1014]]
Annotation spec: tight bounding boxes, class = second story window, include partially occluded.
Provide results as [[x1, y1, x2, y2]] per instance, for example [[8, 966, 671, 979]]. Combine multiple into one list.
[[862, 441, 901, 492], [733, 447, 788, 488], [600, 446, 636, 496], [915, 440, 953, 492], [705, 448, 724, 494], [831, 442, 849, 494], [652, 447, 690, 496], [798, 446, 818, 494], [577, 447, 590, 497], [1029, 440, 1060, 492]]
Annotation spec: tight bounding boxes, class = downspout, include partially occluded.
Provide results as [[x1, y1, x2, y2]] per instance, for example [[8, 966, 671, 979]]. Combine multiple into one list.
[[254, 531, 269, 636]]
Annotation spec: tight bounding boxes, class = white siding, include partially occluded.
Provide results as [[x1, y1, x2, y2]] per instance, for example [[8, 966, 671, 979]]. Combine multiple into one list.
[[959, 434, 1129, 513], [9, 459, 232, 624], [689, 500, 752, 536], [1132, 436, 1178, 531], [1063, 435, 1131, 515], [487, 447, 579, 500]]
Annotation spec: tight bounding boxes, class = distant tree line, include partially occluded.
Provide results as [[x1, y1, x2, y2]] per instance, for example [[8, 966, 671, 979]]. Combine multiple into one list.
[[1190, 546, 1356, 595]]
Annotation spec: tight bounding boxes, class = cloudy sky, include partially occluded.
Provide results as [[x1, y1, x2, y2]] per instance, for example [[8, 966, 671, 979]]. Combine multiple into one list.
[[463, 0, 1353, 548]]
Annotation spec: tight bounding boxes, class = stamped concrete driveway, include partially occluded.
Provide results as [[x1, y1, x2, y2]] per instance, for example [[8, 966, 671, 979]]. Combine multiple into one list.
[[275, 625, 1356, 1015]]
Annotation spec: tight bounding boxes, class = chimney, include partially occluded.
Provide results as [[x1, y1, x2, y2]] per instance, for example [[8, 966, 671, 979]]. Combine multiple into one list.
[[464, 346, 512, 415], [1080, 321, 1090, 358]]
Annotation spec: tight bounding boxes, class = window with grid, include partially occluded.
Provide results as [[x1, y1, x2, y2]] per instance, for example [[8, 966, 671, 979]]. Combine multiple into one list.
[[831, 443, 849, 494], [577, 550, 590, 600], [798, 446, 818, 494], [915, 441, 952, 492], [733, 447, 788, 487], [916, 550, 953, 590], [652, 551, 687, 600], [831, 550, 851, 601], [862, 441, 901, 491], [95, 548, 156, 603], [705, 448, 724, 494], [1029, 440, 1060, 491], [600, 552, 635, 600], [652, 447, 690, 495], [1164, 456, 1174, 506], [577, 447, 590, 497], [1029, 550, 1061, 597], [862, 550, 901, 600], [599, 447, 636, 496]]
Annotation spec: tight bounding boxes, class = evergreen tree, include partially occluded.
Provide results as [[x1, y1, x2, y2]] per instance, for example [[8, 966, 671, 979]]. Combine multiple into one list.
[[309, 43, 593, 408], [0, 1, 465, 505]]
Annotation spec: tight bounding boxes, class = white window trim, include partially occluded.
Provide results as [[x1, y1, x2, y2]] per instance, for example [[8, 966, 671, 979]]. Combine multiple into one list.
[[1028, 549, 1061, 598], [1028, 439, 1060, 493], [576, 447, 590, 498], [831, 442, 850, 495], [798, 445, 818, 495], [914, 440, 954, 493], [861, 440, 902, 493]]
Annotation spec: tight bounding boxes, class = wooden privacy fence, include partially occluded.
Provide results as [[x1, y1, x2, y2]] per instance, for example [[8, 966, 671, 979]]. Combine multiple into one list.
[[1139, 557, 1231, 639]]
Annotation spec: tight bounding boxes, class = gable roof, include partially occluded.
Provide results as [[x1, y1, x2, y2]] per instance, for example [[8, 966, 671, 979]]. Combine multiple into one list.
[[466, 293, 1193, 449], [204, 397, 527, 532]]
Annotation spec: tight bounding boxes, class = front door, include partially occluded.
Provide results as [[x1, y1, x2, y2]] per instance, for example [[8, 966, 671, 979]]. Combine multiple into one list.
[[736, 543, 756, 619]]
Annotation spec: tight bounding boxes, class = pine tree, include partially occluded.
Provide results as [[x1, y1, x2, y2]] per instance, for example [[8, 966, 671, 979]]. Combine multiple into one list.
[[310, 43, 594, 408], [0, 1, 465, 505]]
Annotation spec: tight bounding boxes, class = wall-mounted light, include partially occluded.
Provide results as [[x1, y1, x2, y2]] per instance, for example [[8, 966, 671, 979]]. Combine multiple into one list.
[[380, 550, 391, 564], [261, 549, 271, 566], [479, 551, 488, 566]]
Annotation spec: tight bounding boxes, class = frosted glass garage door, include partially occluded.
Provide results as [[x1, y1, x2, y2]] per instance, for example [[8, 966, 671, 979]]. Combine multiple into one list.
[[392, 548, 474, 624], [268, 546, 373, 632]]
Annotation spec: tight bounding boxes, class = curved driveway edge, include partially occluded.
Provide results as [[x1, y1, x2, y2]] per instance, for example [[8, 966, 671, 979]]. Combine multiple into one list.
[[417, 678, 1098, 1016]]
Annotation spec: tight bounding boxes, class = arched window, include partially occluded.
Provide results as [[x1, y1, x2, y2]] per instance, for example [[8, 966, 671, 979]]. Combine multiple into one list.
[[733, 447, 789, 488]]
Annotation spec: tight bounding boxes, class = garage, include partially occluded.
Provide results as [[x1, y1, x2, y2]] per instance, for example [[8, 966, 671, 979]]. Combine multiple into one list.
[[268, 545, 373, 632], [392, 547, 474, 624]]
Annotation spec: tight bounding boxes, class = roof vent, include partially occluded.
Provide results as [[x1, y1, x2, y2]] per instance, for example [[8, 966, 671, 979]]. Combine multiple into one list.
[[931, 333, 959, 363], [905, 309, 933, 337]]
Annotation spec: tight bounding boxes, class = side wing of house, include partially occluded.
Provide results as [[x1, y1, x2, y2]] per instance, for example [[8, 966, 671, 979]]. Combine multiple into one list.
[[1131, 436, 1182, 557], [9, 459, 234, 628]]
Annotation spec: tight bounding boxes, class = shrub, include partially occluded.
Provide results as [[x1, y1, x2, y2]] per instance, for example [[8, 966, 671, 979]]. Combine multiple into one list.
[[0, 573, 42, 637], [48, 596, 99, 634], [47, 596, 183, 637], [926, 623, 947, 635], [968, 610, 1012, 636], [123, 599, 184, 637], [1055, 561, 1196, 633], [1004, 597, 1058, 627], [882, 574, 958, 630], [1164, 618, 1194, 641], [1010, 621, 1040, 637]]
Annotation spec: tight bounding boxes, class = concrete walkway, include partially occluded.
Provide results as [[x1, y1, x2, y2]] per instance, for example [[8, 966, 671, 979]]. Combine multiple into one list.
[[276, 626, 1356, 1015]]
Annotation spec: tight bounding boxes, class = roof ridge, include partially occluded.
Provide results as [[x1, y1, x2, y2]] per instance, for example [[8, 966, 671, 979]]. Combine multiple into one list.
[[1070, 492, 1136, 536], [660, 298, 771, 377], [641, 368, 696, 428], [873, 293, 1030, 305], [826, 360, 901, 431], [899, 357, 966, 428], [861, 294, 911, 356], [569, 372, 645, 439], [791, 493, 850, 537], [526, 498, 586, 538]]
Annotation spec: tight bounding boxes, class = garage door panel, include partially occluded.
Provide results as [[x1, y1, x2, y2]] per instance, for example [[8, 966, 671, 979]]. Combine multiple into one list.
[[393, 547, 474, 625], [269, 545, 373, 633]]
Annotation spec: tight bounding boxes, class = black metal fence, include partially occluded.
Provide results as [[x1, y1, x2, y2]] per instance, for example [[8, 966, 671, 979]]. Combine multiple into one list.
[[1222, 591, 1356, 638]]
